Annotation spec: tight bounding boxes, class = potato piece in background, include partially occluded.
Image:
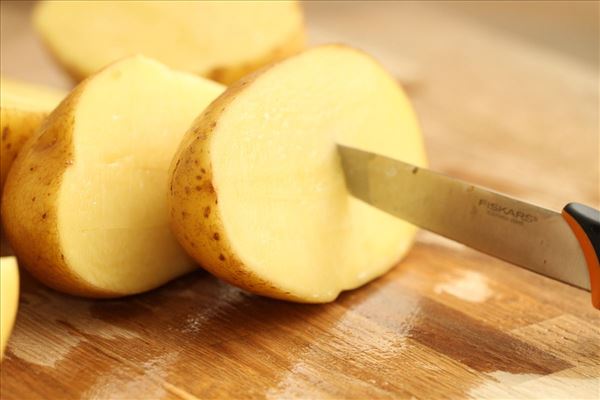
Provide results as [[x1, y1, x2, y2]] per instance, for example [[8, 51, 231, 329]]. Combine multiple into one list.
[[169, 45, 427, 303], [2, 56, 224, 297], [0, 256, 19, 359], [0, 78, 65, 190], [33, 0, 305, 84]]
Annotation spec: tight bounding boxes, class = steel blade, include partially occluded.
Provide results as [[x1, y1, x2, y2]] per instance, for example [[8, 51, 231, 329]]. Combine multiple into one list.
[[338, 145, 590, 290]]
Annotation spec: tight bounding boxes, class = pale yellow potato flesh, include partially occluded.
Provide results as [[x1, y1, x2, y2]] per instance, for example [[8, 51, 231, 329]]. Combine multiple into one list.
[[1, 257, 19, 359], [169, 45, 427, 303], [2, 56, 224, 297], [0, 78, 65, 190], [33, 1, 305, 84]]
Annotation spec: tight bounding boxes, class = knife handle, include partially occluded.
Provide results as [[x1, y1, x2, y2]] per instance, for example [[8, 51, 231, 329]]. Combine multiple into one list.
[[562, 203, 600, 309]]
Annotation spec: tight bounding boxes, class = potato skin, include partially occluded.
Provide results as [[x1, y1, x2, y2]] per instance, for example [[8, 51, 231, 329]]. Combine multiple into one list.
[[0, 108, 48, 190], [1, 84, 120, 298]]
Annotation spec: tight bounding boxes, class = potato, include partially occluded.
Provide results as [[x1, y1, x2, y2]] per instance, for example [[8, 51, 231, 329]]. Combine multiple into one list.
[[1, 257, 19, 359], [1, 78, 65, 190], [33, 1, 305, 85], [2, 56, 224, 297], [169, 45, 427, 303]]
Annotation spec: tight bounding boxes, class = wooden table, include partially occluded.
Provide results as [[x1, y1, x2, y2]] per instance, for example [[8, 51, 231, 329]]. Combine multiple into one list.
[[1, 1, 599, 399]]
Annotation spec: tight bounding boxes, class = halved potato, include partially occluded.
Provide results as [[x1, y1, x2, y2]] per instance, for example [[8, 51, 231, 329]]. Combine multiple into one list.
[[1, 256, 19, 359], [1, 78, 65, 190], [2, 56, 224, 297], [169, 45, 427, 303], [33, 1, 305, 84]]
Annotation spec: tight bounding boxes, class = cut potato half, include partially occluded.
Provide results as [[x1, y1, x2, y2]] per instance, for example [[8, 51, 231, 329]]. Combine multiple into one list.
[[169, 45, 427, 302], [1, 78, 65, 190], [2, 56, 224, 297], [33, 1, 305, 84], [1, 256, 19, 359]]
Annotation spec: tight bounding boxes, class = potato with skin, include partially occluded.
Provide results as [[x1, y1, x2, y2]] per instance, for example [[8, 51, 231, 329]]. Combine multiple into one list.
[[2, 56, 224, 297], [33, 0, 305, 84], [1, 78, 65, 190], [169, 45, 427, 303], [1, 257, 19, 359]]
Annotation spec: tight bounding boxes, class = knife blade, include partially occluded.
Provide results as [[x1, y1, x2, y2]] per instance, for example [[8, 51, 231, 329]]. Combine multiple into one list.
[[337, 144, 600, 308]]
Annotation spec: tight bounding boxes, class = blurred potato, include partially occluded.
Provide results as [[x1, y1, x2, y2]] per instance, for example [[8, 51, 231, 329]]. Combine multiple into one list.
[[33, 0, 306, 84]]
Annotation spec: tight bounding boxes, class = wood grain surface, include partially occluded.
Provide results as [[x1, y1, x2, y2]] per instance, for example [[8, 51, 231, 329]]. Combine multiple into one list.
[[1, 1, 599, 399]]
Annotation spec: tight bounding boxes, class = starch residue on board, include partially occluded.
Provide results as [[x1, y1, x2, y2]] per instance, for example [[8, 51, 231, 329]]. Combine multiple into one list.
[[434, 270, 493, 303], [266, 280, 421, 399], [179, 284, 246, 334], [7, 292, 139, 368], [468, 369, 600, 399], [8, 318, 82, 368], [83, 351, 181, 400]]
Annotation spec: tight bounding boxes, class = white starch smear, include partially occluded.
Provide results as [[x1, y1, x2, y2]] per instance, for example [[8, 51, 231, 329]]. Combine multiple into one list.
[[434, 270, 493, 303]]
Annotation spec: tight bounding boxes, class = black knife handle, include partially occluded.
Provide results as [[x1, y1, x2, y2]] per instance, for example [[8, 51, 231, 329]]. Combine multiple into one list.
[[562, 203, 600, 309]]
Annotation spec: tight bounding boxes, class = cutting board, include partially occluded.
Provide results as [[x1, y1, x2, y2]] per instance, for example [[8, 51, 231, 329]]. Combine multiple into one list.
[[1, 1, 599, 399]]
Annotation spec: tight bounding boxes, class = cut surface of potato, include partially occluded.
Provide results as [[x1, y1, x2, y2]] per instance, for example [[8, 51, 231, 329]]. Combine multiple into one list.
[[169, 45, 427, 302], [34, 1, 305, 84], [2, 56, 224, 297], [1, 78, 65, 189], [1, 256, 19, 359]]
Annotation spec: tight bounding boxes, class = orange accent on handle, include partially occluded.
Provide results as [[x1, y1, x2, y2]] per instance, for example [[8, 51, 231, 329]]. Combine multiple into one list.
[[562, 210, 600, 309]]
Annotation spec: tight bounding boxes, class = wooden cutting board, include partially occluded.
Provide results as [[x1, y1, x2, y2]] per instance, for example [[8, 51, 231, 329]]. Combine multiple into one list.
[[1, 1, 599, 399]]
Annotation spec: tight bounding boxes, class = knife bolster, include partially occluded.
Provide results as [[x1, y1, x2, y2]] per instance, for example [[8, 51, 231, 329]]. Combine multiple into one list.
[[562, 203, 600, 310]]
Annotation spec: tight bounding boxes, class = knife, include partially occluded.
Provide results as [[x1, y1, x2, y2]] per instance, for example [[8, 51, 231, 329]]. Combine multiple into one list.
[[337, 145, 600, 309]]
